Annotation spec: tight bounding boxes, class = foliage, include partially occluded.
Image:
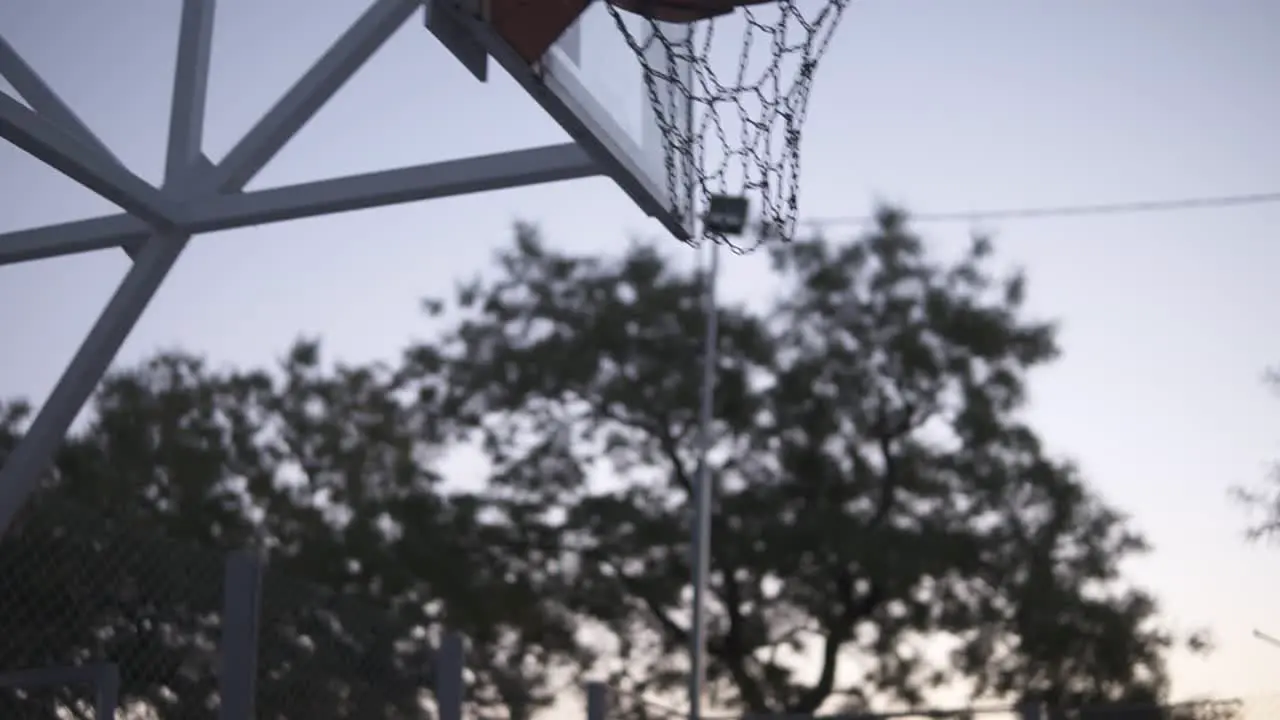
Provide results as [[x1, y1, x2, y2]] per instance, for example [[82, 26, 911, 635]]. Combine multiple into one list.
[[1230, 367, 1280, 542], [0, 207, 1215, 718], [0, 346, 581, 719], [431, 211, 1206, 715]]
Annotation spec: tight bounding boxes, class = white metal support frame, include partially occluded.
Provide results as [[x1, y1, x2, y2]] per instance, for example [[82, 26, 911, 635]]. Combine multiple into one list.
[[0, 0, 604, 535]]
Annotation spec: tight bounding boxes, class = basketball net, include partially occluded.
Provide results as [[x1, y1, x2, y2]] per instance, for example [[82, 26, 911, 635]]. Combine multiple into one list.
[[604, 0, 851, 251]]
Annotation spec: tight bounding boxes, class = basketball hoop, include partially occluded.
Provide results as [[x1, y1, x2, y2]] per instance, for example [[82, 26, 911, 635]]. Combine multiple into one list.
[[451, 0, 847, 250], [604, 0, 851, 250], [609, 0, 772, 24]]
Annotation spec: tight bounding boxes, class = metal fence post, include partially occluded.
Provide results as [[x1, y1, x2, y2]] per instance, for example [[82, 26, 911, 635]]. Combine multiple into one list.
[[218, 549, 264, 720], [586, 682, 608, 720], [1017, 701, 1044, 720], [94, 663, 120, 720], [436, 631, 465, 720]]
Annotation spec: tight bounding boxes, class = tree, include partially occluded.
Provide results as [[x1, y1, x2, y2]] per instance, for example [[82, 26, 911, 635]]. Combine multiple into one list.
[[432, 210, 1205, 715], [1230, 367, 1280, 541], [0, 344, 582, 719], [0, 206, 1214, 719]]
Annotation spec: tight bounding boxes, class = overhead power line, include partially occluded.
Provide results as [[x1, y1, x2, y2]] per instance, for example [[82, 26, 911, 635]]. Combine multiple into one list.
[[797, 190, 1280, 229], [1254, 629, 1280, 649]]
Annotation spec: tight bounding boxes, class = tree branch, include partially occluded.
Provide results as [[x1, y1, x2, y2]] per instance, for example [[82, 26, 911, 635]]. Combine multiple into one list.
[[655, 420, 694, 494], [603, 559, 688, 642], [714, 558, 770, 713], [794, 569, 883, 713], [797, 404, 907, 713]]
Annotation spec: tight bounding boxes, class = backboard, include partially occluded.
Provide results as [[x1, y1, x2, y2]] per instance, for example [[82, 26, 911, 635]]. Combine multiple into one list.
[[426, 0, 696, 241]]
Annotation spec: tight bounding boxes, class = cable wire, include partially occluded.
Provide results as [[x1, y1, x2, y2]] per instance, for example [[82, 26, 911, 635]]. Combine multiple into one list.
[[796, 190, 1280, 229]]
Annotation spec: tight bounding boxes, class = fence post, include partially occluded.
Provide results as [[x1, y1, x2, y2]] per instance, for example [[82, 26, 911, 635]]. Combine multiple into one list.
[[1016, 701, 1044, 720], [218, 549, 264, 720], [94, 663, 120, 720], [436, 631, 465, 720], [586, 682, 608, 720]]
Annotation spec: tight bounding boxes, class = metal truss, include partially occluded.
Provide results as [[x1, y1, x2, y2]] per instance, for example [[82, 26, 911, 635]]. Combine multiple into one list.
[[0, 0, 603, 534]]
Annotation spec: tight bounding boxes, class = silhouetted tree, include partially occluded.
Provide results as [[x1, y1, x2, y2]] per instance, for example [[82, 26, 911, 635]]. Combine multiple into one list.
[[1230, 367, 1280, 542], [430, 209, 1206, 714], [0, 345, 583, 719], [0, 207, 1211, 718]]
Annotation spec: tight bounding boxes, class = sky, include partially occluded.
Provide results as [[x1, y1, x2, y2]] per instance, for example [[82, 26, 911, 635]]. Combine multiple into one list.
[[1, 0, 1278, 711]]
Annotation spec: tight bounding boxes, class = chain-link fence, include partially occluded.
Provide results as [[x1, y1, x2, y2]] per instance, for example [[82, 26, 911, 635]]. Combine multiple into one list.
[[0, 496, 467, 720], [0, 496, 225, 719], [763, 697, 1280, 720], [1033, 696, 1280, 720], [253, 559, 455, 718], [0, 663, 120, 720], [0, 495, 1268, 720], [589, 694, 1278, 720]]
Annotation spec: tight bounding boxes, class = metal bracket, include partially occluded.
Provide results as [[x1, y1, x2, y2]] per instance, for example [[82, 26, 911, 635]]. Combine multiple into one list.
[[424, 0, 489, 82]]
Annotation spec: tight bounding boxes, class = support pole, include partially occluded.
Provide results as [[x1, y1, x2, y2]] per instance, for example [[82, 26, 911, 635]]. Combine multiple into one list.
[[0, 142, 599, 267], [219, 550, 265, 720], [0, 27, 136, 270], [0, 0, 417, 536], [586, 682, 609, 720], [435, 631, 465, 720], [0, 26, 131, 267], [204, 0, 417, 194], [688, 237, 719, 720], [0, 233, 189, 535], [94, 664, 120, 720], [1016, 701, 1044, 720], [681, 16, 715, 720], [0, 0, 217, 536], [0, 214, 149, 266], [0, 34, 124, 168], [0, 93, 180, 229], [165, 0, 216, 190]]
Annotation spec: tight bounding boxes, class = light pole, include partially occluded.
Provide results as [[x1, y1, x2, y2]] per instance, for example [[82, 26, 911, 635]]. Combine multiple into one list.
[[688, 195, 748, 720]]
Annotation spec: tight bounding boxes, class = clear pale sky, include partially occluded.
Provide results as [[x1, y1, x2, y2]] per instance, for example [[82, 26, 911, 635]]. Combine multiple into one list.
[[1, 0, 1277, 709]]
